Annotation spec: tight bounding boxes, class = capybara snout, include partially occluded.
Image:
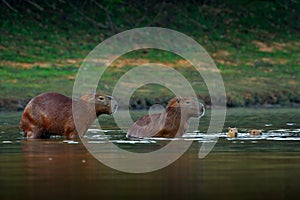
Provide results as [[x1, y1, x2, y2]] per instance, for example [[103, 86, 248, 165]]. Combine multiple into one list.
[[178, 97, 205, 118]]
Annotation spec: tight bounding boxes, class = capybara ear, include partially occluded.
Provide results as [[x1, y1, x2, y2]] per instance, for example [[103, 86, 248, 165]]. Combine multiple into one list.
[[167, 97, 180, 108], [228, 127, 231, 130], [80, 93, 96, 103], [88, 93, 95, 101], [176, 96, 181, 103]]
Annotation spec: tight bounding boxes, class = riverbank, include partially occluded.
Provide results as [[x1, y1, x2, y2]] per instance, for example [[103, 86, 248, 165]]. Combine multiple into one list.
[[1, 1, 299, 111]]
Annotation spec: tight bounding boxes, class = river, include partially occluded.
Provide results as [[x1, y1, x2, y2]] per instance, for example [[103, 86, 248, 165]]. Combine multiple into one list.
[[0, 108, 299, 200]]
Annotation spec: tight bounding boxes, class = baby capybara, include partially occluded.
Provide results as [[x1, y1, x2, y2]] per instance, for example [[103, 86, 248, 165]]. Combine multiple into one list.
[[227, 127, 238, 138], [249, 129, 262, 136], [127, 97, 205, 138], [20, 92, 118, 139]]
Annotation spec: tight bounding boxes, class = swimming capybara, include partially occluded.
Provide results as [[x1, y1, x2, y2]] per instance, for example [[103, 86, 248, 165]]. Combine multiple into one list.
[[249, 129, 262, 136], [127, 97, 205, 138], [227, 127, 238, 138], [20, 92, 118, 139]]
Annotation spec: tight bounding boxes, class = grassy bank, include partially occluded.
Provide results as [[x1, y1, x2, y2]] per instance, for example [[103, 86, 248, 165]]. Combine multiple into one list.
[[0, 0, 299, 110]]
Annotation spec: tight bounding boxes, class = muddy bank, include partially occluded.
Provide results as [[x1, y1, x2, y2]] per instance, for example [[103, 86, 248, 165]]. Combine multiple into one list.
[[0, 99, 30, 112], [1, 93, 299, 112], [128, 95, 300, 109]]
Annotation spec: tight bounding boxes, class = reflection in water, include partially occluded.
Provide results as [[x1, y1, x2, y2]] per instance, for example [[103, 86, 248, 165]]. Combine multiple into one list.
[[0, 139, 299, 200], [0, 108, 299, 200]]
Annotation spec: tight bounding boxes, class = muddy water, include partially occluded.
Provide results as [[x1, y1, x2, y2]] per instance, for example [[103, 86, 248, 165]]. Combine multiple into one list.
[[0, 108, 299, 200]]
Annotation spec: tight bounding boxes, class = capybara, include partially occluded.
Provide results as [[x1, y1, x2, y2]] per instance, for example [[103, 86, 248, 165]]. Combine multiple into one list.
[[20, 92, 118, 139], [249, 129, 262, 136], [127, 97, 205, 138], [227, 127, 238, 138]]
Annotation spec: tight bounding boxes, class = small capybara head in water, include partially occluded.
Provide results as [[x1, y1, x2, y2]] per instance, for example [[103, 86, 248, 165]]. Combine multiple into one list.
[[228, 127, 238, 138], [80, 93, 118, 115], [167, 96, 205, 118], [249, 129, 262, 136]]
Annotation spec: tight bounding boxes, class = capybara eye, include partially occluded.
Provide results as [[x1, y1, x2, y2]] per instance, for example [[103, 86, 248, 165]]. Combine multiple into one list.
[[98, 96, 105, 101], [185, 101, 191, 104]]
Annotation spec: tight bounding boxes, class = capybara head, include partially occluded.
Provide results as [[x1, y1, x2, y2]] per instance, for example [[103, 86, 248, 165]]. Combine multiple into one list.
[[167, 96, 205, 118], [228, 127, 238, 137], [80, 93, 118, 115], [250, 129, 262, 136]]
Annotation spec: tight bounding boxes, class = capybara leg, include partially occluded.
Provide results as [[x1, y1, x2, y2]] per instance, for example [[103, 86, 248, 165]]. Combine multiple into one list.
[[153, 129, 166, 137], [64, 127, 78, 139], [26, 127, 42, 139], [153, 129, 176, 138], [26, 131, 35, 138], [69, 134, 79, 139]]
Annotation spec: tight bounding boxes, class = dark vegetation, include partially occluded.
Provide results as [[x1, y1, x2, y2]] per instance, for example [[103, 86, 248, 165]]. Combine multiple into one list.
[[0, 0, 299, 110]]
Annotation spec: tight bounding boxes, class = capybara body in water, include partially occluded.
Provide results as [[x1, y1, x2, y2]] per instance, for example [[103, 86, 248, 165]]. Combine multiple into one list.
[[127, 97, 205, 138], [249, 129, 262, 136], [227, 127, 238, 138], [20, 92, 117, 139]]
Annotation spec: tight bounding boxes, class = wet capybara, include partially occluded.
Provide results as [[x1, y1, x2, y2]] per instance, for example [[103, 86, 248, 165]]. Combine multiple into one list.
[[227, 127, 238, 138], [20, 92, 118, 139], [249, 129, 262, 136], [127, 97, 205, 138]]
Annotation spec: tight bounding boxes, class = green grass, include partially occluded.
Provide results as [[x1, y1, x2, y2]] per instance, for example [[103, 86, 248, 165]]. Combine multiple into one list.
[[0, 1, 299, 110], [0, 66, 76, 99]]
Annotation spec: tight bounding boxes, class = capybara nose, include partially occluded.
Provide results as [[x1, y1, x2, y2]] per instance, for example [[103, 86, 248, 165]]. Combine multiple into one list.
[[111, 98, 118, 114], [199, 103, 205, 117]]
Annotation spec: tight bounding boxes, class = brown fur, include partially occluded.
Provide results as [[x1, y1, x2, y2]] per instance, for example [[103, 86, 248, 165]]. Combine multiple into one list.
[[127, 97, 204, 138], [20, 92, 117, 139], [249, 129, 262, 136], [228, 127, 238, 138]]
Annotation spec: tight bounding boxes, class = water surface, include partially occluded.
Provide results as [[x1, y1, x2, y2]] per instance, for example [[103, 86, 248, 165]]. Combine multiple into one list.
[[0, 108, 299, 200]]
